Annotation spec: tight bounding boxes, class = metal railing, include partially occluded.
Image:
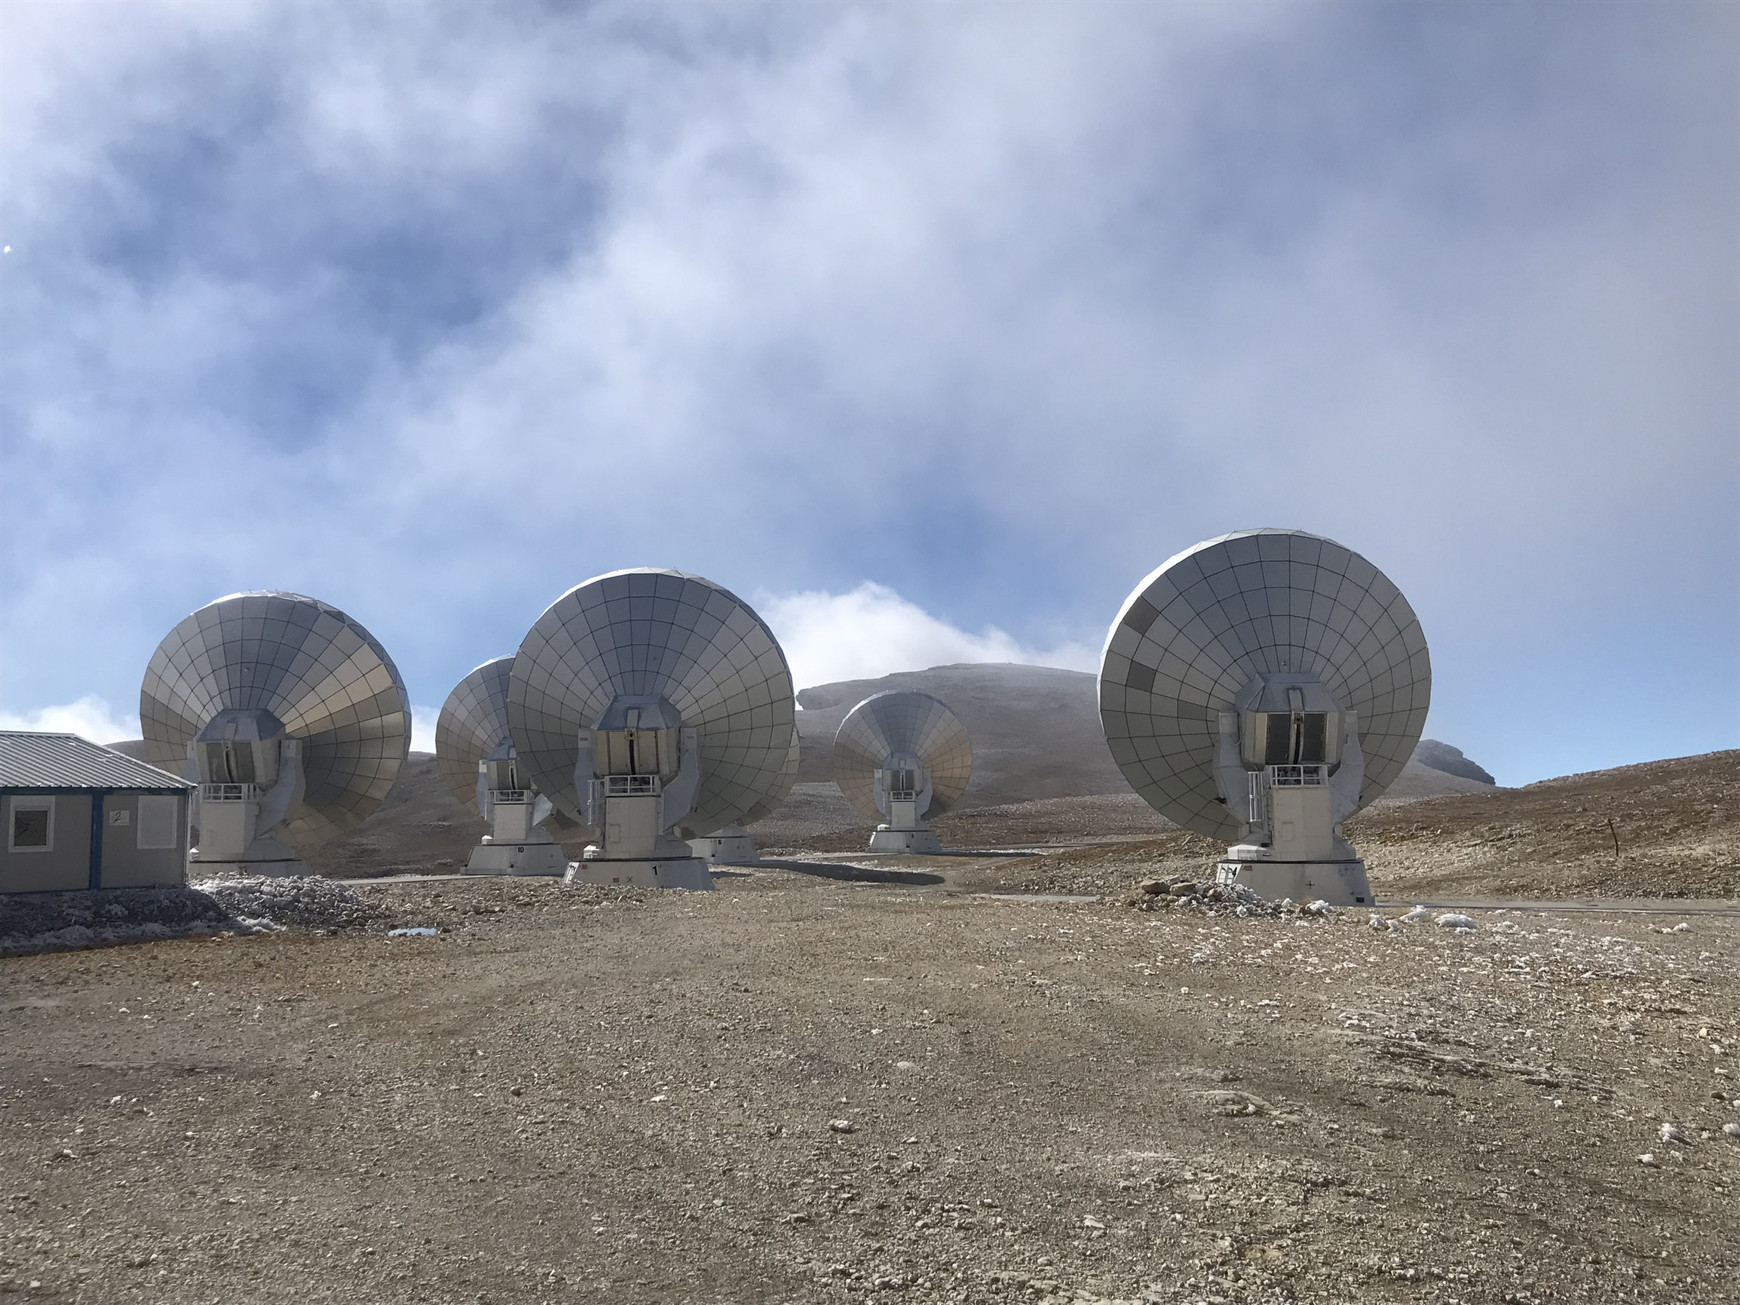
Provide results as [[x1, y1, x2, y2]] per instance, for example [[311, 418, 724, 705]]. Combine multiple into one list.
[[603, 774, 659, 797], [1267, 764, 1327, 787], [200, 783, 263, 802]]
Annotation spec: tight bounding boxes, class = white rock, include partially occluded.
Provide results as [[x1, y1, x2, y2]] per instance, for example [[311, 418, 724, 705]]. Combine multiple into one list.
[[827, 1118, 856, 1134], [1435, 913, 1478, 931], [1637, 1153, 1658, 1166], [1722, 1123, 1740, 1139], [1400, 905, 1432, 924], [1672, 922, 1690, 933]]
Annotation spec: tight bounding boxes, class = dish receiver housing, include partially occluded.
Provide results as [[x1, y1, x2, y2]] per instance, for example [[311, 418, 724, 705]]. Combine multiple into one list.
[[469, 742, 566, 875], [436, 656, 570, 876], [189, 708, 305, 870], [576, 695, 701, 866], [1213, 672, 1367, 895], [871, 751, 935, 849]]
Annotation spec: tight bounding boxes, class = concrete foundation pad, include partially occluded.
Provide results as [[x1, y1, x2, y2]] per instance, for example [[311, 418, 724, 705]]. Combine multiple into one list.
[[868, 827, 943, 855], [465, 841, 569, 877], [1217, 858, 1373, 907], [566, 857, 714, 892], [688, 834, 761, 865]]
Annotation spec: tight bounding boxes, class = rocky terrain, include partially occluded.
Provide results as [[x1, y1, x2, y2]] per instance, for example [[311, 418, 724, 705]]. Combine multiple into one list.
[[2, 870, 1736, 1304], [12, 668, 1725, 1301], [944, 751, 1737, 905]]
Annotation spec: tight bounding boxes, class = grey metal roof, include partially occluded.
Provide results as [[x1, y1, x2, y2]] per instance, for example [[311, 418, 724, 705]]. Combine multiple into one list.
[[0, 732, 194, 791]]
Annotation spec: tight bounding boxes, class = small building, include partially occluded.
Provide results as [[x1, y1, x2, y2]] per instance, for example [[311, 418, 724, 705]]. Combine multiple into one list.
[[0, 732, 194, 893]]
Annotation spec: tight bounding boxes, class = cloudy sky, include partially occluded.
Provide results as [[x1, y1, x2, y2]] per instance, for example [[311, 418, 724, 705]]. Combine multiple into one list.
[[1, 1, 1733, 786]]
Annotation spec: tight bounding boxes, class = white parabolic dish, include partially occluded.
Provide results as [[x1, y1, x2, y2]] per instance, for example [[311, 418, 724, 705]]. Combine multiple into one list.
[[139, 590, 412, 851], [505, 569, 797, 834], [1099, 529, 1431, 841], [832, 690, 973, 821], [435, 655, 517, 817]]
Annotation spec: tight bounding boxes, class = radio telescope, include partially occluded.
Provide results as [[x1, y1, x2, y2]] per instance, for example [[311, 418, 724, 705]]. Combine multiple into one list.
[[1098, 529, 1430, 906], [140, 591, 411, 876], [435, 657, 571, 876], [687, 723, 800, 865], [833, 691, 972, 854], [506, 569, 796, 891]]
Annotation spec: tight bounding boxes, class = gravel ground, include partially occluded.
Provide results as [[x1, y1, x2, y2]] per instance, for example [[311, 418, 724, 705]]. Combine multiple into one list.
[[943, 751, 1739, 903], [2, 868, 1736, 1304]]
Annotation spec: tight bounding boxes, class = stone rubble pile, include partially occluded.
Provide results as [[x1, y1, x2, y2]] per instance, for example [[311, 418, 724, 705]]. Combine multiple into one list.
[[193, 875, 381, 932], [1126, 881, 1493, 934], [1126, 877, 1338, 921], [0, 876, 386, 957], [0, 885, 261, 957]]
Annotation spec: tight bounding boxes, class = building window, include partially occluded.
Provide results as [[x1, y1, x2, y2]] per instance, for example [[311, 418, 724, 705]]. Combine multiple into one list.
[[8, 797, 54, 853], [136, 795, 181, 850]]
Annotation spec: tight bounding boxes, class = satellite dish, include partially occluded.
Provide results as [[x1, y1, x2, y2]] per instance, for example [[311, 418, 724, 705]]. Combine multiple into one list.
[[507, 569, 796, 890], [688, 723, 801, 866], [140, 591, 411, 876], [1098, 529, 1429, 906], [434, 656, 571, 876], [833, 691, 972, 854]]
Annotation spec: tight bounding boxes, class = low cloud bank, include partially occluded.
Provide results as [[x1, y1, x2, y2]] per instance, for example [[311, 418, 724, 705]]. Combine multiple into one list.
[[758, 582, 1097, 692]]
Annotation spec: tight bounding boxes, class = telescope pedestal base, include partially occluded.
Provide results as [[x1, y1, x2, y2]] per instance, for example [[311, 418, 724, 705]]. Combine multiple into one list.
[[868, 827, 942, 855], [189, 832, 308, 880], [567, 857, 714, 892], [466, 840, 569, 877], [1216, 857, 1371, 908], [688, 831, 761, 865], [187, 856, 310, 880]]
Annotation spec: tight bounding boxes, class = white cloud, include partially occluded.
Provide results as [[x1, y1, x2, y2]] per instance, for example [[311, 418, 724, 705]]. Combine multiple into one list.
[[0, 4, 1731, 784], [408, 705, 439, 755], [758, 582, 1097, 692], [0, 695, 139, 744]]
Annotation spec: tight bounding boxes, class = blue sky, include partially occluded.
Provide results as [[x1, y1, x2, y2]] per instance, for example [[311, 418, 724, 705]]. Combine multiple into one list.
[[1, 1, 1734, 787]]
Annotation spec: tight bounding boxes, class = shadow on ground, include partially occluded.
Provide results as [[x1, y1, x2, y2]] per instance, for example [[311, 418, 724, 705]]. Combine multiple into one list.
[[754, 858, 945, 887]]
